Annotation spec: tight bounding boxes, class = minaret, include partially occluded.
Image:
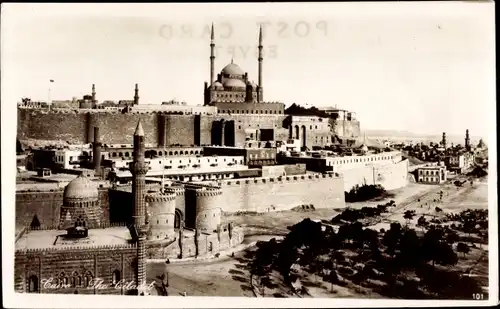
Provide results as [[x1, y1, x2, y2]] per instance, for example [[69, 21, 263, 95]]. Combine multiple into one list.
[[465, 129, 470, 151], [257, 25, 263, 102], [442, 132, 447, 149], [91, 84, 96, 105], [93, 126, 101, 177], [210, 23, 215, 85], [134, 84, 139, 105], [129, 120, 149, 295]]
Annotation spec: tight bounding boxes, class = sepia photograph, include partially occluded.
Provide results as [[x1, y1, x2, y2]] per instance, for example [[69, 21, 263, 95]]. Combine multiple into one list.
[[1, 2, 497, 308]]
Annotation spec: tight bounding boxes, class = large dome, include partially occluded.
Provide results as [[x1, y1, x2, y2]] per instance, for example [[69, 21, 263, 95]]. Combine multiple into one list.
[[223, 78, 246, 88], [64, 174, 98, 201], [221, 63, 245, 76]]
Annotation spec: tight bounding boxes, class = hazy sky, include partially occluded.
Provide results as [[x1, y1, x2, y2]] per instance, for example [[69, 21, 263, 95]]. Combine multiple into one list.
[[1, 3, 495, 136]]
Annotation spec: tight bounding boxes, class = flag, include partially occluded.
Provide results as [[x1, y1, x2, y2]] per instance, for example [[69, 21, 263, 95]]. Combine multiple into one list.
[[50, 79, 54, 83]]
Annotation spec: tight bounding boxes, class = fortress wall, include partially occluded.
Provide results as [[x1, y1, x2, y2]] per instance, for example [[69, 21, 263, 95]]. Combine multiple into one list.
[[164, 115, 197, 146], [15, 246, 136, 294], [93, 113, 159, 145], [17, 109, 361, 148], [17, 109, 88, 143], [15, 190, 63, 228], [17, 109, 159, 145], [374, 159, 409, 191], [15, 189, 112, 228], [333, 119, 361, 139], [217, 174, 345, 213], [341, 159, 409, 192], [198, 115, 215, 145], [225, 114, 286, 129]]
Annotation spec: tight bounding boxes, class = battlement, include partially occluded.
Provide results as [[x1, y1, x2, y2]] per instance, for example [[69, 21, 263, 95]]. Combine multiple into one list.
[[163, 185, 185, 195], [15, 242, 137, 255], [18, 106, 217, 116], [145, 192, 176, 202], [219, 173, 341, 187], [16, 188, 64, 194], [26, 222, 128, 231], [194, 187, 223, 197]]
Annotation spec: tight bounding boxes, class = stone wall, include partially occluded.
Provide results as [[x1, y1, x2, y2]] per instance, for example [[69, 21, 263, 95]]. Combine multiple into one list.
[[15, 189, 110, 228], [333, 119, 361, 139], [341, 159, 409, 192], [15, 244, 137, 295], [18, 108, 361, 147], [216, 174, 346, 213], [146, 226, 245, 259]]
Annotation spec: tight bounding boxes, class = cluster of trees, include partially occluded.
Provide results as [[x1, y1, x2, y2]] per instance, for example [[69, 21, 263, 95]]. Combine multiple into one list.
[[331, 202, 394, 223], [284, 103, 331, 118], [444, 209, 488, 239], [250, 214, 485, 299], [467, 166, 488, 178], [345, 184, 389, 202]]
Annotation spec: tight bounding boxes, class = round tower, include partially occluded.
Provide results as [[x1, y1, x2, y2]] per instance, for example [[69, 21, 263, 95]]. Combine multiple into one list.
[[164, 184, 185, 227], [195, 187, 223, 233], [145, 192, 176, 241]]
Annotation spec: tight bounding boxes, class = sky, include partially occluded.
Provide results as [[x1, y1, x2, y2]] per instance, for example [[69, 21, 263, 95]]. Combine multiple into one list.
[[1, 2, 496, 137]]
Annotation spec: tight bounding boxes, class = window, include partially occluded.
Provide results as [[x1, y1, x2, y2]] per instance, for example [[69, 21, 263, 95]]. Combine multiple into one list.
[[28, 275, 39, 293], [112, 270, 121, 285]]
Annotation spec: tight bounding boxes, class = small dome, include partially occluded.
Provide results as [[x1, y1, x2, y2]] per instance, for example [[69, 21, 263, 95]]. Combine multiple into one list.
[[64, 174, 98, 201], [359, 144, 369, 152], [223, 78, 246, 89], [221, 62, 245, 76], [212, 81, 223, 89], [246, 81, 258, 89]]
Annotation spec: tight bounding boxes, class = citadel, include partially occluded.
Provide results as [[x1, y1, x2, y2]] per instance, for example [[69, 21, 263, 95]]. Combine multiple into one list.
[[14, 25, 410, 295]]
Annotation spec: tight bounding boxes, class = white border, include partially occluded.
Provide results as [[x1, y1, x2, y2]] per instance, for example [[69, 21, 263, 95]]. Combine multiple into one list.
[[2, 2, 497, 308]]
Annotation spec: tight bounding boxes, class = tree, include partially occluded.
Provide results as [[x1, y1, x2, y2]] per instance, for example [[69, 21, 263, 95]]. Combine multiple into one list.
[[383, 223, 402, 256], [456, 242, 470, 257], [421, 227, 458, 266], [445, 230, 460, 245], [404, 210, 416, 226], [325, 270, 339, 292], [417, 216, 427, 231], [398, 229, 422, 268], [259, 275, 272, 297]]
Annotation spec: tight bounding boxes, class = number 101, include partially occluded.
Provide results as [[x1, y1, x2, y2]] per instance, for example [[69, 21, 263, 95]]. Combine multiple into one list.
[[472, 293, 484, 300]]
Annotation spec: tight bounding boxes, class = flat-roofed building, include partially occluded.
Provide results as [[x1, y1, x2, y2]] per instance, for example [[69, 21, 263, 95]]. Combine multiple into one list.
[[416, 163, 447, 184]]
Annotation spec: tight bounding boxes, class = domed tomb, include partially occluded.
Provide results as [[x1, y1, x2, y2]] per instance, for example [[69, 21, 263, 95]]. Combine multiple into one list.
[[59, 174, 102, 231]]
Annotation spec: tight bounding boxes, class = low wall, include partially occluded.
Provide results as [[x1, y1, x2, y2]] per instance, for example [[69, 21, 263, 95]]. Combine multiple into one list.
[[146, 227, 244, 259]]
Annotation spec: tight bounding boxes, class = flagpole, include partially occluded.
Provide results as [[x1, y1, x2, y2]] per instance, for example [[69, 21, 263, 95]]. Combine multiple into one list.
[[48, 79, 54, 110]]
